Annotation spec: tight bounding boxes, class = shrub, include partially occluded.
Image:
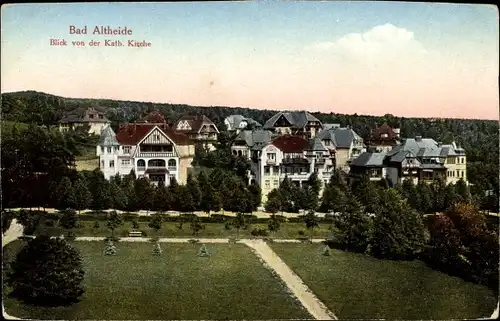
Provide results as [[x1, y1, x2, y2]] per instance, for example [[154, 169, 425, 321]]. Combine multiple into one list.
[[152, 242, 162, 256], [44, 219, 55, 227], [224, 221, 233, 230], [131, 220, 140, 229], [198, 244, 209, 257], [6, 235, 85, 306], [298, 230, 305, 236], [251, 228, 268, 237], [140, 230, 148, 237], [103, 241, 117, 256], [93, 221, 100, 229]]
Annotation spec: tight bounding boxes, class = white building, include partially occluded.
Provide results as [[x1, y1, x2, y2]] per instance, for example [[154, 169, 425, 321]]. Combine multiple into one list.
[[96, 111, 195, 185]]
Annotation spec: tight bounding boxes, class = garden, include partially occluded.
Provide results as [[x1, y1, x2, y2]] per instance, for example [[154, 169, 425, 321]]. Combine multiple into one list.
[[3, 239, 312, 320]]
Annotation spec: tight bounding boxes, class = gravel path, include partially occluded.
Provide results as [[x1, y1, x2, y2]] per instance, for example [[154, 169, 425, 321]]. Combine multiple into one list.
[[74, 237, 327, 243], [2, 219, 24, 320], [242, 239, 337, 320]]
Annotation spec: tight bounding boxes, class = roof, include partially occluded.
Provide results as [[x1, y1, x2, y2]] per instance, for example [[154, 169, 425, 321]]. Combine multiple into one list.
[[350, 152, 386, 167], [60, 106, 109, 124], [307, 137, 327, 151], [99, 124, 119, 146], [263, 111, 321, 129], [139, 110, 166, 124], [234, 129, 273, 147], [175, 115, 218, 134], [270, 135, 310, 153], [317, 127, 364, 149], [323, 123, 341, 130], [115, 124, 192, 146], [400, 138, 442, 157], [224, 115, 262, 131]]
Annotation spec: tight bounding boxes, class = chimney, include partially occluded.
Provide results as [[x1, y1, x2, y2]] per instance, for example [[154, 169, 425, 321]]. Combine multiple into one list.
[[415, 136, 422, 141]]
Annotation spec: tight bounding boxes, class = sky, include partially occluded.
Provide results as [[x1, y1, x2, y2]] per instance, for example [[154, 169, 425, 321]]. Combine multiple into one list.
[[1, 1, 499, 120]]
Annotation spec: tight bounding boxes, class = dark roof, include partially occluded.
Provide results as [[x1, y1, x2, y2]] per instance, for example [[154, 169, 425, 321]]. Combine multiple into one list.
[[224, 115, 262, 130], [421, 163, 446, 170], [139, 110, 166, 124], [350, 152, 386, 167], [263, 111, 321, 129], [99, 125, 119, 146], [234, 129, 273, 147], [175, 115, 218, 134], [271, 135, 310, 153], [60, 106, 109, 124], [115, 124, 192, 146], [317, 127, 364, 149], [307, 137, 327, 151]]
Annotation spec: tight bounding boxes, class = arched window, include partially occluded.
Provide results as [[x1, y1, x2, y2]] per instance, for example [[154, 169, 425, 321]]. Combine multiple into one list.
[[237, 150, 243, 156], [168, 159, 177, 171], [137, 159, 146, 167], [148, 159, 166, 167]]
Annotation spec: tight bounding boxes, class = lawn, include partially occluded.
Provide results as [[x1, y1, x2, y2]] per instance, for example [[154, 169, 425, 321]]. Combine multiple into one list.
[[75, 158, 98, 171], [270, 243, 498, 320], [3, 240, 312, 320], [71, 221, 332, 239]]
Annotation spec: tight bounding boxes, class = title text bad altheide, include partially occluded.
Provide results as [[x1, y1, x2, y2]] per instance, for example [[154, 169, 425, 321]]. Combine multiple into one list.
[[69, 25, 133, 36]]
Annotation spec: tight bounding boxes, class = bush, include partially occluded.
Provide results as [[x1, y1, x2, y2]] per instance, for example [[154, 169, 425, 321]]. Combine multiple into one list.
[[224, 221, 233, 230], [140, 230, 148, 237], [131, 220, 140, 229], [298, 230, 305, 236], [103, 240, 117, 256], [6, 235, 85, 306], [121, 212, 139, 221], [93, 221, 100, 229], [251, 228, 268, 237]]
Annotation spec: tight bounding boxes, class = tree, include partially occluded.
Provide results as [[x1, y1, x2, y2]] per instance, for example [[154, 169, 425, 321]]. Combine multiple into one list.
[[370, 189, 426, 260], [232, 212, 246, 240], [72, 176, 92, 213], [416, 181, 433, 214], [265, 189, 282, 214], [455, 179, 472, 204], [53, 176, 77, 210], [167, 177, 182, 211], [59, 209, 78, 237], [153, 184, 171, 212], [431, 179, 446, 212], [88, 170, 112, 211], [110, 181, 127, 211], [302, 172, 322, 211], [268, 214, 281, 237], [190, 216, 204, 237], [247, 183, 262, 211], [106, 211, 123, 238], [152, 242, 162, 256], [331, 197, 372, 253], [444, 183, 459, 210], [304, 210, 319, 241], [148, 213, 164, 236], [6, 235, 85, 306], [135, 178, 155, 212], [330, 169, 350, 193], [186, 173, 202, 212]]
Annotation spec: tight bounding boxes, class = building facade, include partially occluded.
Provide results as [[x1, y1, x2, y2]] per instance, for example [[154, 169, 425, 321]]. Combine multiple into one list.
[[174, 115, 219, 150], [224, 115, 262, 134], [316, 127, 366, 172], [365, 123, 401, 153], [96, 112, 195, 185], [59, 107, 110, 135], [263, 111, 323, 139]]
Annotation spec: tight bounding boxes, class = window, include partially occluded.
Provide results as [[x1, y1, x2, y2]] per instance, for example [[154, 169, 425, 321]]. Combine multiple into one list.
[[273, 180, 279, 187], [101, 160, 104, 168], [100, 146, 104, 153], [109, 160, 114, 168], [99, 114, 104, 119], [381, 133, 388, 138], [153, 135, 160, 141], [123, 146, 131, 154], [264, 166, 270, 175], [107, 147, 112, 153], [121, 159, 130, 166], [89, 114, 94, 119], [137, 159, 146, 168], [265, 180, 270, 188], [456, 170, 459, 177], [169, 174, 176, 181], [168, 159, 177, 170], [461, 171, 464, 178], [267, 153, 276, 160], [114, 146, 119, 152]]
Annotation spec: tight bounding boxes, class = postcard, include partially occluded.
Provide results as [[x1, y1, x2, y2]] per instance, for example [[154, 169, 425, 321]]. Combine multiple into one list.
[[1, 2, 499, 321]]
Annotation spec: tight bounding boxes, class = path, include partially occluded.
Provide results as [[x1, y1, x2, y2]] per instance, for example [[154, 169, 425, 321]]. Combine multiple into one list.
[[2, 219, 24, 320], [242, 239, 336, 320], [74, 237, 326, 243]]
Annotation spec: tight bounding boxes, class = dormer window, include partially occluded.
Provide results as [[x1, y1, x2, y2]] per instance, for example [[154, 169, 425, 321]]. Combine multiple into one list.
[[99, 114, 104, 119], [89, 114, 94, 119]]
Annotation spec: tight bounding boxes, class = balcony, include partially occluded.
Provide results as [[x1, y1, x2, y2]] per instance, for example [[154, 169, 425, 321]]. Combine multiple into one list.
[[138, 152, 175, 158], [266, 158, 276, 165], [282, 157, 309, 165]]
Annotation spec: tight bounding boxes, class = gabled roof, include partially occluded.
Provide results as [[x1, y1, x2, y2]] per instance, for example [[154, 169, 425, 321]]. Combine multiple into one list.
[[234, 129, 273, 147], [115, 124, 192, 146], [317, 127, 364, 149], [263, 111, 321, 129], [175, 115, 219, 134], [401, 138, 442, 158], [270, 135, 310, 153], [307, 137, 327, 151], [99, 124, 119, 146], [60, 106, 109, 124], [350, 152, 386, 167], [224, 115, 262, 131], [139, 110, 166, 124]]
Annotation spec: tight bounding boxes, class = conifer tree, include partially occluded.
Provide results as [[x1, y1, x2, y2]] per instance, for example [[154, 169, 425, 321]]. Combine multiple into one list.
[[198, 244, 209, 257], [106, 211, 123, 238], [110, 181, 127, 211], [148, 213, 164, 236], [232, 212, 246, 240], [73, 175, 92, 212], [103, 240, 117, 256], [152, 242, 162, 256], [304, 210, 319, 241], [268, 214, 281, 237], [186, 173, 202, 212], [322, 245, 330, 256]]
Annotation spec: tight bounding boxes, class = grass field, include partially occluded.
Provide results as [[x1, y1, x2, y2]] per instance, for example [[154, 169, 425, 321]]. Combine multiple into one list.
[[3, 240, 312, 320], [270, 243, 498, 320], [69, 221, 332, 239], [75, 158, 98, 171]]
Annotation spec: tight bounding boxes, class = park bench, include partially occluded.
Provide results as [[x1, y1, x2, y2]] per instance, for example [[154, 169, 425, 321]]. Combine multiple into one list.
[[128, 231, 143, 237]]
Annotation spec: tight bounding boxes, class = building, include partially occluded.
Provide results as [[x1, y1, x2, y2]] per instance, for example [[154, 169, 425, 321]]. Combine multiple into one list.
[[96, 111, 195, 185], [349, 136, 467, 186], [263, 111, 323, 138], [316, 127, 366, 172], [250, 134, 334, 204], [59, 106, 110, 135], [174, 115, 219, 150], [231, 128, 274, 159], [224, 115, 262, 134], [366, 123, 401, 152]]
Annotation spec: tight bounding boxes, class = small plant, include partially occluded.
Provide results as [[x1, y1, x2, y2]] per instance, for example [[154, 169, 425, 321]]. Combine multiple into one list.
[[198, 244, 209, 257], [251, 228, 268, 237], [65, 230, 76, 241], [177, 221, 184, 230], [298, 230, 305, 236], [152, 242, 162, 256], [132, 220, 139, 229], [103, 240, 117, 256], [224, 221, 233, 230], [93, 221, 100, 229], [322, 245, 330, 256]]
